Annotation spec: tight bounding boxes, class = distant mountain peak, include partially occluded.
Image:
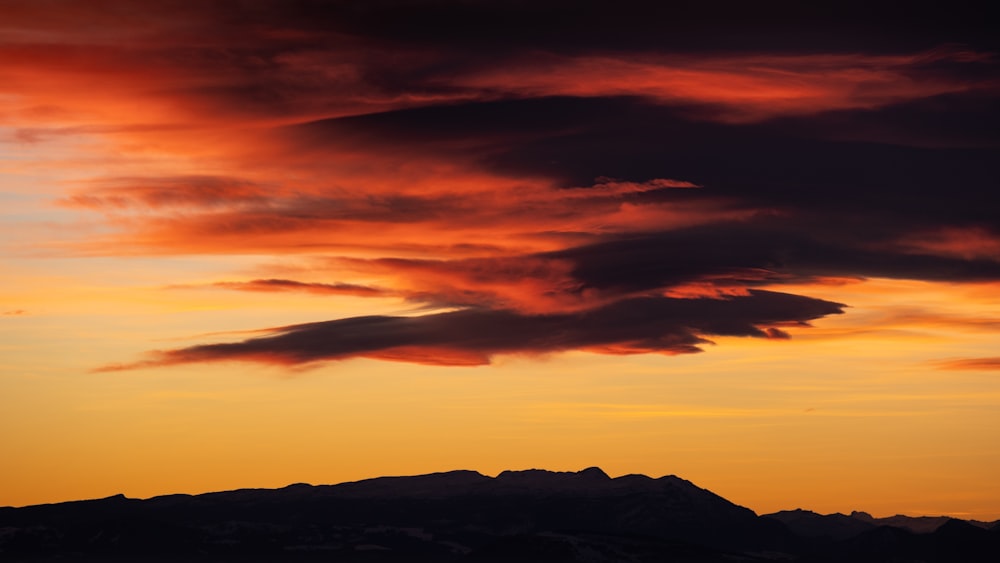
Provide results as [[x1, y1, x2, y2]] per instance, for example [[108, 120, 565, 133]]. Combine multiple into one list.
[[495, 466, 609, 481], [774, 508, 820, 516], [492, 467, 613, 493], [578, 466, 611, 479], [851, 510, 875, 522]]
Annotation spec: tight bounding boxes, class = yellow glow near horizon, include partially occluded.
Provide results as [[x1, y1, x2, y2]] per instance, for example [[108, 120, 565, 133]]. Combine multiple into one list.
[[3, 275, 999, 519]]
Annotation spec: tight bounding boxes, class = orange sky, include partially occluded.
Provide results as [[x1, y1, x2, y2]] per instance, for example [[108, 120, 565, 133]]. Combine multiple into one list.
[[2, 1, 999, 520]]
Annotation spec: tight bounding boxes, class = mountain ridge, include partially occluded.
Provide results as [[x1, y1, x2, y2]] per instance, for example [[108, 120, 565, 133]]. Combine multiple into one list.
[[2, 467, 998, 562]]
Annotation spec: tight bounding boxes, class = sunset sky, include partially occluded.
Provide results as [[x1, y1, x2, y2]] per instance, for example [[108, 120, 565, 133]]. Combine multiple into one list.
[[2, 1, 999, 520]]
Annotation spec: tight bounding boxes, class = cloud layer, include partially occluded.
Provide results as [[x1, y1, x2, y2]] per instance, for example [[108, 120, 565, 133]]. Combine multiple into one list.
[[5, 1, 997, 371]]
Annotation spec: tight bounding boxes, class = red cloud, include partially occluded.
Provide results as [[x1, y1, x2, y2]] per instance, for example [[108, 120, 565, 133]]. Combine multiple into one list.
[[893, 227, 1000, 261]]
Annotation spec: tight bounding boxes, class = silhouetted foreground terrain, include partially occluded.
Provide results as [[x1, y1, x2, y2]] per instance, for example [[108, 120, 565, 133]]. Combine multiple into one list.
[[2, 468, 998, 562]]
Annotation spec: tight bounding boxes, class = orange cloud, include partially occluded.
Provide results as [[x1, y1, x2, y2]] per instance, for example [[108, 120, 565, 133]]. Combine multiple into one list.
[[57, 176, 736, 259], [934, 357, 1000, 370], [59, 176, 272, 210], [212, 279, 392, 298], [344, 255, 588, 314]]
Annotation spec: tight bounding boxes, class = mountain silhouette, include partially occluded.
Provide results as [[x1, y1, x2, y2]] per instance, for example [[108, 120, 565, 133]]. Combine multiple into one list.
[[1, 467, 997, 562]]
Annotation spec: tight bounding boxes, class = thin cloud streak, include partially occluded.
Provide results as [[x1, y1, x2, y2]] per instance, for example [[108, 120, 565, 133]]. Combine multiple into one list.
[[212, 279, 393, 298], [934, 357, 1000, 371], [59, 176, 272, 210]]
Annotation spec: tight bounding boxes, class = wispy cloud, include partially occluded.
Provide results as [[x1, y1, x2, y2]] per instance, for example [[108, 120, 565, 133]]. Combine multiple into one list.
[[933, 357, 1000, 371], [452, 49, 986, 122], [59, 176, 272, 210], [211, 279, 392, 298]]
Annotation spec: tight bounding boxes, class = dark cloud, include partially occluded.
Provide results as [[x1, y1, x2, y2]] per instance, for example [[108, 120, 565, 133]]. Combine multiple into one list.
[[98, 290, 844, 370], [314, 217, 1000, 316], [285, 93, 1000, 233], [549, 222, 1000, 294], [765, 90, 1000, 150], [283, 96, 601, 159], [492, 104, 998, 232], [231, 0, 1000, 54]]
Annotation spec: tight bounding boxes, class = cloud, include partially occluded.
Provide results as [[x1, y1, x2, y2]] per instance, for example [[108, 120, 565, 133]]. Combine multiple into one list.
[[323, 217, 1000, 316], [451, 50, 986, 122], [891, 227, 1000, 261], [59, 174, 731, 257], [212, 279, 392, 298], [97, 290, 844, 370], [5, 1, 994, 151], [2, 309, 27, 316], [934, 357, 1000, 371], [550, 223, 1000, 294], [276, 95, 1000, 236], [763, 90, 1000, 149], [341, 255, 587, 313], [197, 205, 1000, 318], [60, 176, 271, 210]]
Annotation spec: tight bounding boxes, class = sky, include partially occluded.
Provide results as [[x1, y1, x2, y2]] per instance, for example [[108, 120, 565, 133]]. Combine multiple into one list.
[[1, 0, 999, 520]]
